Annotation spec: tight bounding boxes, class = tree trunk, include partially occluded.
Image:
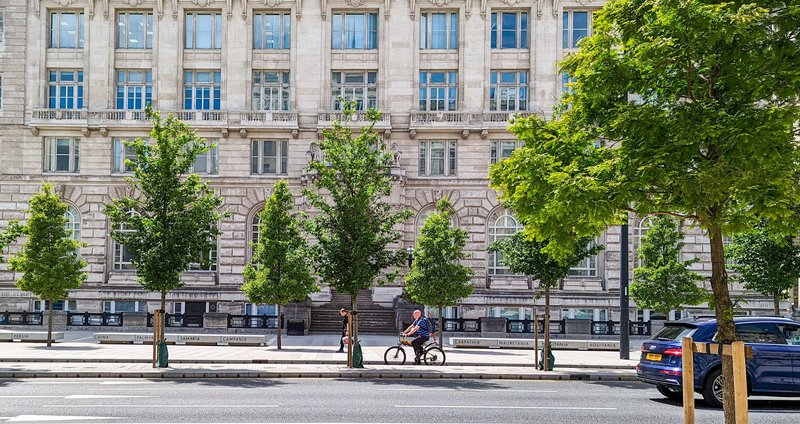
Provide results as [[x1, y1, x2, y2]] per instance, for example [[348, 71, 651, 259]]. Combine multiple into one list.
[[349, 295, 358, 368], [438, 305, 443, 349], [708, 225, 736, 424], [277, 304, 283, 350], [46, 299, 53, 348], [544, 280, 551, 372], [158, 291, 167, 365], [773, 294, 780, 317]]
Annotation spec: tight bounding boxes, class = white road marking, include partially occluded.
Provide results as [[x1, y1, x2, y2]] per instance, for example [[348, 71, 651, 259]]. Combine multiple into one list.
[[43, 405, 278, 408], [394, 405, 616, 411], [379, 388, 557, 393], [65, 395, 154, 399], [99, 381, 156, 385], [6, 416, 125, 422], [0, 396, 63, 399]]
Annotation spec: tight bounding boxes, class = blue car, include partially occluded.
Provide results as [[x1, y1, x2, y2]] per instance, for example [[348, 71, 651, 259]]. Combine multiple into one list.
[[637, 316, 800, 407]]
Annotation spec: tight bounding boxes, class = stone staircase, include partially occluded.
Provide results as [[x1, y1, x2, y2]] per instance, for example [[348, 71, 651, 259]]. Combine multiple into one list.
[[310, 289, 397, 335]]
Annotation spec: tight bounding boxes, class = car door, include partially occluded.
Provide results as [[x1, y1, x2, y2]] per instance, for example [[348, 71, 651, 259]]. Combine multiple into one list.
[[776, 323, 800, 392], [736, 322, 793, 394]]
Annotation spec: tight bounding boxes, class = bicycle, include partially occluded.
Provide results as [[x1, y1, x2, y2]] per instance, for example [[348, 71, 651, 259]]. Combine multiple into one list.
[[383, 334, 446, 366]]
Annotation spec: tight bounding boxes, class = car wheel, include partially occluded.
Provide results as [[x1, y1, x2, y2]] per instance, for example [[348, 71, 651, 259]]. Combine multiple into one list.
[[701, 368, 724, 408], [656, 384, 683, 401]]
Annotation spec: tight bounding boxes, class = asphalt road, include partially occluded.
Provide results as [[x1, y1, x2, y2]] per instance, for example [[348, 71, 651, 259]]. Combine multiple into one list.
[[0, 378, 798, 423]]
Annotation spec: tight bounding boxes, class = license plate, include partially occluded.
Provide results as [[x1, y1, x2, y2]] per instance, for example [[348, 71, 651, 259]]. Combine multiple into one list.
[[646, 353, 662, 362]]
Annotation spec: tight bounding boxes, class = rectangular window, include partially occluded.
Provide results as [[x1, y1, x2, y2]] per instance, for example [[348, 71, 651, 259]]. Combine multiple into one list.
[[253, 12, 291, 49], [0, 75, 3, 111], [251, 140, 288, 175], [490, 140, 521, 164], [419, 71, 458, 111], [419, 12, 458, 49], [490, 70, 528, 111], [188, 245, 218, 271], [184, 70, 221, 110], [252, 70, 290, 111], [113, 138, 138, 173], [561, 72, 577, 94], [568, 256, 598, 277], [116, 69, 153, 110], [331, 71, 377, 111], [332, 12, 377, 49], [103, 300, 148, 313], [192, 139, 219, 174], [49, 12, 84, 48], [35, 300, 77, 312], [563, 11, 590, 49], [490, 11, 527, 49], [43, 138, 80, 173], [185, 12, 222, 49], [117, 12, 153, 49], [113, 241, 135, 270], [0, 12, 4, 47], [418, 140, 457, 176], [47, 69, 84, 109]]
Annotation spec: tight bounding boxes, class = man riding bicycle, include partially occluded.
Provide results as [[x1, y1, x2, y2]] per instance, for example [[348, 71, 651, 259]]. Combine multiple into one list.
[[402, 309, 436, 364]]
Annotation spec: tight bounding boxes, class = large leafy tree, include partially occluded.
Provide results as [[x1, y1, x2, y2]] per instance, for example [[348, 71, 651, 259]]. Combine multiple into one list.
[[489, 233, 600, 369], [630, 216, 708, 314], [106, 107, 226, 363], [490, 2, 800, 418], [10, 183, 87, 347], [404, 198, 474, 347], [727, 227, 800, 316], [243, 180, 317, 350], [303, 103, 412, 366]]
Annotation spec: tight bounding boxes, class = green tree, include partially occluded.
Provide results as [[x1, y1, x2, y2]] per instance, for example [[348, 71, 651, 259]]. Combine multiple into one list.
[[106, 107, 226, 364], [10, 183, 87, 347], [404, 198, 474, 348], [727, 227, 800, 316], [489, 232, 601, 369], [303, 103, 412, 366], [630, 217, 708, 314], [0, 222, 22, 263], [243, 180, 317, 350], [490, 2, 800, 417]]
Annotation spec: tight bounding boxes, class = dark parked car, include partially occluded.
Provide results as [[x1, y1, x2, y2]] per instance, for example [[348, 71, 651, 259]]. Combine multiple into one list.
[[637, 316, 800, 407]]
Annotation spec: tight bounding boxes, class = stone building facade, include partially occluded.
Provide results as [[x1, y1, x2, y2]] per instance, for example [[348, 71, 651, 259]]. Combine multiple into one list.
[[0, 0, 784, 322]]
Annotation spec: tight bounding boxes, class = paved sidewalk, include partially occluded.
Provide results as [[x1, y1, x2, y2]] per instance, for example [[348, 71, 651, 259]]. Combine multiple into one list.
[[0, 332, 640, 369]]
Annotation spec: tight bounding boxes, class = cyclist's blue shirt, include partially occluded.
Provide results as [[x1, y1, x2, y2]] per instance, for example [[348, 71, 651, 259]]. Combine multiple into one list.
[[413, 317, 431, 337]]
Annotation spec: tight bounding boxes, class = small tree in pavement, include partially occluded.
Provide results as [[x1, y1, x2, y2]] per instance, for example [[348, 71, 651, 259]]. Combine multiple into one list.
[[404, 198, 474, 348], [106, 107, 226, 365], [10, 183, 87, 347], [489, 232, 601, 369], [243, 180, 317, 350], [630, 216, 708, 315], [727, 226, 800, 316]]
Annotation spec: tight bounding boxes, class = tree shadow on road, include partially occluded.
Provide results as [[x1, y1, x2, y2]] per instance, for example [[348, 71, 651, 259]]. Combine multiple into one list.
[[336, 377, 512, 391], [160, 378, 289, 389]]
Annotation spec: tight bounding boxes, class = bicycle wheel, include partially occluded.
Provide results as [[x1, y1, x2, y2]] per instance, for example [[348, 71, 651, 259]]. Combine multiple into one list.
[[423, 346, 446, 366], [384, 346, 406, 365]]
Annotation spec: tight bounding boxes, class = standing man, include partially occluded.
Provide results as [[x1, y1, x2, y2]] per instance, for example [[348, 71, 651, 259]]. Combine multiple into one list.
[[337, 308, 348, 353], [402, 309, 434, 364]]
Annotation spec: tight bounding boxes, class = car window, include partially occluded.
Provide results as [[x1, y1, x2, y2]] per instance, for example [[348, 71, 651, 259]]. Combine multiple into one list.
[[653, 325, 696, 341], [736, 323, 786, 344], [778, 325, 800, 346]]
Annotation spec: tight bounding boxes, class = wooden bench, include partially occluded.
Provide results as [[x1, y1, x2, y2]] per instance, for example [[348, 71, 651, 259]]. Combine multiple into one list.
[[449, 337, 619, 351], [93, 333, 266, 346]]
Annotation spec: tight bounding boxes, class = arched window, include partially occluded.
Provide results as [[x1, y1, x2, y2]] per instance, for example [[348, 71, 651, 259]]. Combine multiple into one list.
[[415, 205, 458, 241], [249, 207, 264, 260], [65, 205, 80, 241], [487, 210, 523, 275], [633, 216, 653, 267]]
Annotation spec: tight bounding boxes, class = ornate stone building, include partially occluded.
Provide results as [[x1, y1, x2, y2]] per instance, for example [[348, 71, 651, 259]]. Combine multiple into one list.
[[0, 0, 784, 324]]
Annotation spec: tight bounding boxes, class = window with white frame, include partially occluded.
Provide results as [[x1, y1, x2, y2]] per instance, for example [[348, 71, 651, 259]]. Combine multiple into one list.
[[245, 303, 278, 315], [633, 216, 653, 267], [331, 71, 377, 111], [490, 11, 528, 49], [568, 255, 598, 277], [65, 205, 80, 241], [332, 12, 377, 49], [418, 140, 457, 177], [113, 138, 138, 173], [116, 69, 152, 110], [252, 70, 290, 111], [43, 138, 80, 173], [192, 139, 218, 174], [490, 306, 532, 320], [183, 70, 221, 110], [0, 12, 4, 47], [49, 11, 84, 48], [415, 206, 458, 239], [116, 11, 153, 49], [188, 244, 218, 271], [185, 12, 222, 49], [48, 69, 84, 109], [419, 71, 457, 111], [490, 140, 521, 164], [34, 300, 77, 312], [488, 210, 523, 275], [103, 300, 148, 313], [561, 72, 577, 94], [112, 213, 137, 271], [490, 70, 528, 111], [0, 75, 3, 110], [251, 140, 288, 175], [253, 12, 291, 49], [562, 10, 591, 49], [251, 210, 262, 258], [420, 12, 458, 49]]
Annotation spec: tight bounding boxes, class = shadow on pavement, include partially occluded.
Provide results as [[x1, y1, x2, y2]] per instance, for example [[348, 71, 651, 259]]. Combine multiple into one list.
[[162, 378, 289, 388], [339, 377, 510, 391], [30, 345, 101, 351], [588, 380, 651, 391], [650, 396, 800, 412], [0, 378, 22, 387]]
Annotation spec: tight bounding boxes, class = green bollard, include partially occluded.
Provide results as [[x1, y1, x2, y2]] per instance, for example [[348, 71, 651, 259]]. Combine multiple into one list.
[[538, 343, 555, 371], [352, 342, 364, 368], [157, 341, 169, 368]]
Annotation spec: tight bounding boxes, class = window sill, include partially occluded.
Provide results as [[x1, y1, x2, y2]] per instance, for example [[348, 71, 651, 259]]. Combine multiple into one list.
[[43, 171, 81, 175], [250, 174, 289, 178]]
